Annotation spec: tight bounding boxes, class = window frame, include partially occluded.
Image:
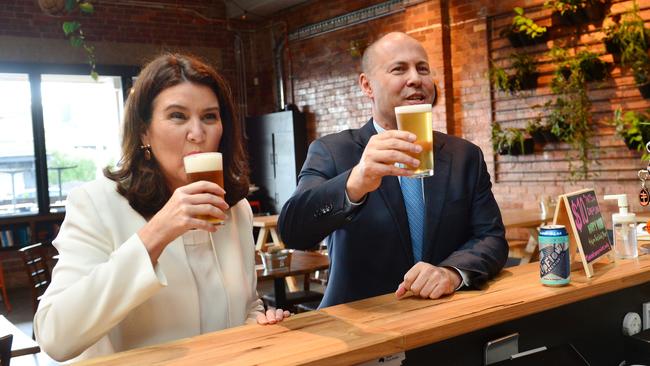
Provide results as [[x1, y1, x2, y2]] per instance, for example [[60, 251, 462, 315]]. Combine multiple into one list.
[[0, 62, 139, 218]]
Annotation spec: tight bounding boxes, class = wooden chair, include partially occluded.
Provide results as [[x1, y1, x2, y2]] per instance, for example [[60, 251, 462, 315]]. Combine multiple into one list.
[[18, 243, 51, 314], [0, 262, 11, 313], [0, 333, 12, 366]]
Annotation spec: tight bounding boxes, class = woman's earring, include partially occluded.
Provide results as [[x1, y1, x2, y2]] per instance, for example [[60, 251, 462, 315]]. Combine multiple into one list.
[[140, 144, 152, 160]]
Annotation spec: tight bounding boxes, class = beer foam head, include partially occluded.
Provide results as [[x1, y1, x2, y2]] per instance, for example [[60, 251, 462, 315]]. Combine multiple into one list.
[[183, 152, 222, 173], [394, 104, 432, 114]]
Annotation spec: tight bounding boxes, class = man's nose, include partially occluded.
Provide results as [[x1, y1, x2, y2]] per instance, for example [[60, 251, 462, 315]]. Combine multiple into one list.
[[406, 68, 422, 87]]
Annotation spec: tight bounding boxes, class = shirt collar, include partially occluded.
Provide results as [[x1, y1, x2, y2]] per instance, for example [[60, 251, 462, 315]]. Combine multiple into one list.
[[373, 120, 386, 134]]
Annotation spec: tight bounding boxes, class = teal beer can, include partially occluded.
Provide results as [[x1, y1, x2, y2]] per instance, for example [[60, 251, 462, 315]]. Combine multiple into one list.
[[538, 225, 570, 286]]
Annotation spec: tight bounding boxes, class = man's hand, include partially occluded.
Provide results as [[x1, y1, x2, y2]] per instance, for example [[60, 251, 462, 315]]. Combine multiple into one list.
[[346, 130, 422, 202], [395, 262, 462, 300]]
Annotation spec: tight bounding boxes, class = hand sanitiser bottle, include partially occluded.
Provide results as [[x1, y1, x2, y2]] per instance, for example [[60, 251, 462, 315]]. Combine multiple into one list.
[[604, 194, 638, 259]]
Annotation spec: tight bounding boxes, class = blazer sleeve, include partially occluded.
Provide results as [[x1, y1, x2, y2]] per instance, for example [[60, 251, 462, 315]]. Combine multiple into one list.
[[438, 147, 508, 286], [34, 187, 167, 362], [279, 139, 360, 250], [243, 202, 265, 323]]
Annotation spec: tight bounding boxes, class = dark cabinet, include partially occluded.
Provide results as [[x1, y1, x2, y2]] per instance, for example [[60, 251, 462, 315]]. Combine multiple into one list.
[[246, 110, 307, 214]]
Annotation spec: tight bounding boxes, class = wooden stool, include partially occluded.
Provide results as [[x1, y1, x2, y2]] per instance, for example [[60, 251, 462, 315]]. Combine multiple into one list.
[[0, 262, 11, 313]]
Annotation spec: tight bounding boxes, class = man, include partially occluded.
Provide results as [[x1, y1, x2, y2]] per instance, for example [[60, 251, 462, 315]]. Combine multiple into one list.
[[279, 32, 507, 308]]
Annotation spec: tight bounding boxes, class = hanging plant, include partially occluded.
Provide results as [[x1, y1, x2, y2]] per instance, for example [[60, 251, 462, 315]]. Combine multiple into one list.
[[603, 1, 650, 97], [546, 0, 607, 25], [491, 123, 534, 155], [501, 7, 548, 48], [546, 46, 597, 180], [489, 53, 539, 93], [39, 0, 97, 80], [526, 117, 559, 144], [611, 108, 650, 160]]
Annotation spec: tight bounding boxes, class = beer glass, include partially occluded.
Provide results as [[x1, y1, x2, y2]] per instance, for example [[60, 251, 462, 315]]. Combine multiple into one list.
[[183, 152, 225, 224], [394, 104, 434, 177]]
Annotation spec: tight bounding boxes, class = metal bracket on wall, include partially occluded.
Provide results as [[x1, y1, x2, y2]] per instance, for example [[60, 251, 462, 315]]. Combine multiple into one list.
[[288, 0, 426, 42]]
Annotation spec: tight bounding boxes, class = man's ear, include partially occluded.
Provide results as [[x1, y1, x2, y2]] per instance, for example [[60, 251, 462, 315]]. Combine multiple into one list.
[[359, 73, 373, 99]]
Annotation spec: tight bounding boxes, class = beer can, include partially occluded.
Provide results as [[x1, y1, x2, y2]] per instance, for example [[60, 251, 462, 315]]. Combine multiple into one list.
[[538, 225, 570, 286]]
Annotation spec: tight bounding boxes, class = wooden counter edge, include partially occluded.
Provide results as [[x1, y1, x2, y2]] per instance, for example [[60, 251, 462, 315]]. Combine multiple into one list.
[[76, 256, 650, 366]]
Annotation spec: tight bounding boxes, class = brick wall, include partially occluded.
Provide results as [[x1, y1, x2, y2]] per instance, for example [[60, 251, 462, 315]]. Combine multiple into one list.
[[249, 0, 650, 231], [0, 0, 240, 88]]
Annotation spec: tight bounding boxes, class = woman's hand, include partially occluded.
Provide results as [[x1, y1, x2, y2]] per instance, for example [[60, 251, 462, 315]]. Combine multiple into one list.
[[138, 181, 229, 264], [256, 308, 291, 325]]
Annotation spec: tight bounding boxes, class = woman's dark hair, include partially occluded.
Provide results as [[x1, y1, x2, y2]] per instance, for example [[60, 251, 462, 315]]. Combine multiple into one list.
[[105, 53, 249, 218]]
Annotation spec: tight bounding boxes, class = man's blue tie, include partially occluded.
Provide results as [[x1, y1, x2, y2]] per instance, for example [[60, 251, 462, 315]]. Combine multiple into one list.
[[400, 177, 424, 262]]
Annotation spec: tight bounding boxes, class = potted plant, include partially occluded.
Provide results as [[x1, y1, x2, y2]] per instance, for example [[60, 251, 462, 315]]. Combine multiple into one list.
[[526, 117, 559, 144], [489, 53, 539, 93], [577, 50, 609, 82], [603, 0, 650, 97], [546, 0, 607, 25], [503, 128, 535, 155], [501, 7, 548, 48], [611, 108, 650, 158], [550, 47, 608, 84], [492, 123, 534, 155]]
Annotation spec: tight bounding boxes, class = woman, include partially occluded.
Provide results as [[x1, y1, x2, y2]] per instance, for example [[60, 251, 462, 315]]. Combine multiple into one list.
[[34, 54, 289, 362]]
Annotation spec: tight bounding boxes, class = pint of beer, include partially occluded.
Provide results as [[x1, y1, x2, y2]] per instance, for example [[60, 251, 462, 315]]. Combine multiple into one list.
[[183, 152, 225, 224], [394, 104, 434, 177]]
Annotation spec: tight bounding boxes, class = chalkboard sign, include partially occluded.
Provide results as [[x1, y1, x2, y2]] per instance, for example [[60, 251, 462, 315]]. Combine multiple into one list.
[[554, 188, 613, 278]]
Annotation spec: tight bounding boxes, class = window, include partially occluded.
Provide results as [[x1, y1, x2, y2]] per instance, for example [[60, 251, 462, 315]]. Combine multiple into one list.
[[41, 74, 124, 209], [0, 73, 37, 216], [0, 64, 136, 218]]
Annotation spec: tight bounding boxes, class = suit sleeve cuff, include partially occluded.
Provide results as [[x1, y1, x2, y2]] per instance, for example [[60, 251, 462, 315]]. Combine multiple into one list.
[[344, 189, 367, 207], [448, 266, 471, 290]]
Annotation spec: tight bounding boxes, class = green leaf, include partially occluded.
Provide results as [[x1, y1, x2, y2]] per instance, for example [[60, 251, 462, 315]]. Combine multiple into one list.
[[65, 0, 76, 11], [62, 21, 80, 36], [514, 7, 524, 15], [70, 36, 83, 48], [79, 2, 94, 14], [90, 71, 99, 81]]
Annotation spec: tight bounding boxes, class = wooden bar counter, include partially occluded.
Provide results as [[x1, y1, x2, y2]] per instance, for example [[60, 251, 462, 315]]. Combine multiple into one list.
[[77, 256, 650, 365]]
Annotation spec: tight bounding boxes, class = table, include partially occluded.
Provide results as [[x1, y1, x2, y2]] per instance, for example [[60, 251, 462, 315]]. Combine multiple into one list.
[[257, 250, 329, 310], [252, 214, 283, 251], [501, 208, 553, 263], [77, 254, 650, 365], [47, 165, 76, 203], [0, 315, 39, 357], [0, 168, 30, 211]]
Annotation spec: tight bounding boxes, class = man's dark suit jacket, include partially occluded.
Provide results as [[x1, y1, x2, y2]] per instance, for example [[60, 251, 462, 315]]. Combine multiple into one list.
[[279, 119, 508, 308]]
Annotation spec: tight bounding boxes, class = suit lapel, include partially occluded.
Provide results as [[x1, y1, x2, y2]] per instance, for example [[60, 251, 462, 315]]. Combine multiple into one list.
[[356, 119, 413, 262], [378, 176, 412, 262], [422, 133, 451, 263]]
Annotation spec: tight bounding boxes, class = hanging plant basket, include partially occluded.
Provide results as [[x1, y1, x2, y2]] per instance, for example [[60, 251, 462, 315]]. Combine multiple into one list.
[[516, 72, 539, 90], [639, 83, 650, 99], [501, 138, 535, 155], [541, 129, 560, 143], [581, 59, 609, 82], [585, 1, 607, 22], [604, 37, 622, 63], [38, 0, 66, 16]]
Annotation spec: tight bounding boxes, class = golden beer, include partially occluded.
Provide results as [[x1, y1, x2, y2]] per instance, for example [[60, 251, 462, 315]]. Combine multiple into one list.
[[183, 152, 225, 224], [395, 104, 434, 177]]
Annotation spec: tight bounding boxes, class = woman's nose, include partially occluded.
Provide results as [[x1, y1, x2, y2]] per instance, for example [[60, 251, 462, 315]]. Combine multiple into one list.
[[187, 118, 205, 142]]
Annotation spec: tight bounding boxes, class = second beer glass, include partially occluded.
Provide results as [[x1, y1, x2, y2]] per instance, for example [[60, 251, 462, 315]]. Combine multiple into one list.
[[394, 104, 434, 177], [183, 152, 225, 225]]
